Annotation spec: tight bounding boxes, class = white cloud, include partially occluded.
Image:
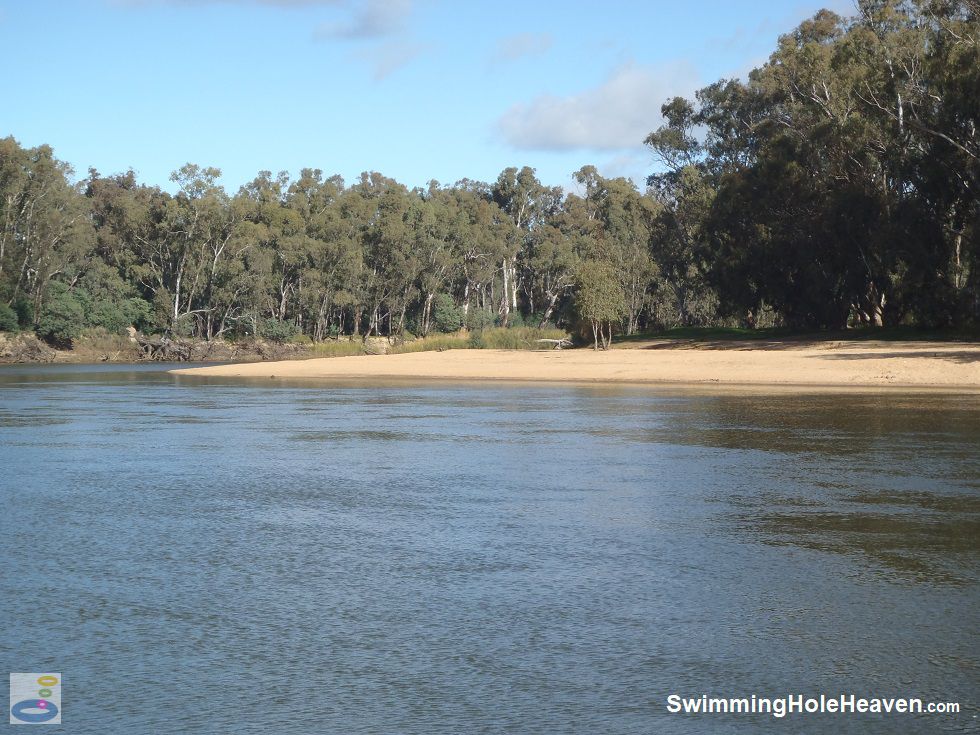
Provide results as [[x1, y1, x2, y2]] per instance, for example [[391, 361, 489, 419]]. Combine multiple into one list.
[[491, 32, 552, 64], [496, 61, 701, 152], [314, 0, 410, 40], [117, 0, 410, 33], [598, 151, 654, 187], [360, 40, 427, 79], [707, 0, 857, 56]]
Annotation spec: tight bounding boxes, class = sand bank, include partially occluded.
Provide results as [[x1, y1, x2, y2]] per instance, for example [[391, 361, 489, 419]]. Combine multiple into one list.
[[169, 339, 980, 389]]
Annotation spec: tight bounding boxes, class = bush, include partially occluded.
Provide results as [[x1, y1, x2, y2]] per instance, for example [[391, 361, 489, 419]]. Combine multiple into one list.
[[87, 296, 152, 333], [432, 294, 463, 333], [12, 297, 33, 329], [527, 313, 558, 330], [0, 303, 18, 332], [36, 284, 85, 347], [464, 308, 496, 331], [259, 318, 300, 343], [171, 312, 197, 338]]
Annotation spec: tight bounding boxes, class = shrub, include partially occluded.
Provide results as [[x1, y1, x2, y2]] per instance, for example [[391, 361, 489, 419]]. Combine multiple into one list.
[[432, 294, 463, 333], [172, 312, 197, 338], [506, 311, 528, 327], [87, 296, 153, 333], [12, 298, 33, 329], [259, 318, 300, 343], [464, 308, 496, 330], [36, 284, 85, 347], [526, 313, 558, 330], [0, 303, 18, 332]]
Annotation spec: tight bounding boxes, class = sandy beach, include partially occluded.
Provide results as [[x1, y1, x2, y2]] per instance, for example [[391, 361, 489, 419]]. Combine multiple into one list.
[[169, 339, 980, 389]]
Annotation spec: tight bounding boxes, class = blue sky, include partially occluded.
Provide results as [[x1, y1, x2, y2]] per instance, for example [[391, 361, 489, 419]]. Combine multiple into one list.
[[0, 0, 853, 193]]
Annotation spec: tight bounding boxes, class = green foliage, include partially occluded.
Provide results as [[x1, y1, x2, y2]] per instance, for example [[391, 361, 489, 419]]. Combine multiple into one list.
[[468, 326, 569, 350], [171, 313, 197, 338], [575, 261, 626, 323], [645, 3, 979, 329], [86, 296, 152, 333], [30, 273, 150, 348], [0, 303, 18, 332], [308, 340, 365, 357], [431, 293, 463, 333], [66, 263, 153, 334], [464, 309, 496, 331], [12, 298, 33, 329], [2, 4, 977, 362], [36, 283, 85, 347], [574, 260, 627, 348], [259, 318, 300, 343], [506, 311, 528, 328], [389, 333, 470, 354]]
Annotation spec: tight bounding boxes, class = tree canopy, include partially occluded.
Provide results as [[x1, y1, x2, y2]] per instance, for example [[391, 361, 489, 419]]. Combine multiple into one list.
[[1, 1, 976, 347]]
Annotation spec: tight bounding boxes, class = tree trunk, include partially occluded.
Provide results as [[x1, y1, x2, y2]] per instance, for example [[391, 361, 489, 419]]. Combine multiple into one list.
[[538, 291, 559, 328], [500, 259, 510, 326], [422, 292, 434, 336]]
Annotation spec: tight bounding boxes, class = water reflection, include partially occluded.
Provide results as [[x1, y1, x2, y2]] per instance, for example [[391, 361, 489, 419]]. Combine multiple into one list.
[[746, 510, 979, 586]]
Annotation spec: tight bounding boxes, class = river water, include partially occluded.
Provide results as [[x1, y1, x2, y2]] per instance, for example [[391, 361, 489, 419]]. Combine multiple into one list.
[[0, 364, 977, 734]]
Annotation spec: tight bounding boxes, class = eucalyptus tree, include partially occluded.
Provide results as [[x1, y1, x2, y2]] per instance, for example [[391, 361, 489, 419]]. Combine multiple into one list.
[[0, 139, 93, 321], [235, 170, 313, 334], [533, 225, 582, 327], [361, 182, 421, 336], [415, 184, 465, 335], [491, 166, 561, 325], [286, 169, 359, 340], [575, 259, 626, 349], [445, 184, 513, 324], [645, 1, 978, 328], [573, 167, 661, 334]]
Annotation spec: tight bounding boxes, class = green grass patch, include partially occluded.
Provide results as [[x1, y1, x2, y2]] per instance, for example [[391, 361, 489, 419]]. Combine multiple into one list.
[[389, 327, 572, 353], [307, 340, 367, 358], [389, 333, 471, 354], [468, 326, 570, 350]]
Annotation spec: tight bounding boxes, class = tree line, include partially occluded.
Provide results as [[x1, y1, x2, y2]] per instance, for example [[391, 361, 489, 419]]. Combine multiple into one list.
[[1, 1, 977, 348]]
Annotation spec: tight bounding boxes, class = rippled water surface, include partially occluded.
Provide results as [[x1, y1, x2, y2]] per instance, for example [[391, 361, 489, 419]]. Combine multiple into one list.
[[1, 364, 978, 734]]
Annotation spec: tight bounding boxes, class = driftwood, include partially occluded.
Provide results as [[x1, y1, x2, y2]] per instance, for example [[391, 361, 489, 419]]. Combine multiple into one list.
[[535, 338, 573, 350], [137, 335, 191, 362]]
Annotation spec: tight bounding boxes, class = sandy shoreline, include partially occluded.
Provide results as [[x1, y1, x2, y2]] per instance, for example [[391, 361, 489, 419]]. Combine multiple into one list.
[[168, 339, 980, 390]]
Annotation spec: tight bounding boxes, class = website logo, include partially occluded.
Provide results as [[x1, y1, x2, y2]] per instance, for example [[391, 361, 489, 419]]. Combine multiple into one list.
[[9, 673, 61, 725]]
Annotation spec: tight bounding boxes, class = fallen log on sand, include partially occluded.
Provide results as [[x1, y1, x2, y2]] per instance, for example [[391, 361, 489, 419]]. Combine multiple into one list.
[[536, 338, 573, 350]]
